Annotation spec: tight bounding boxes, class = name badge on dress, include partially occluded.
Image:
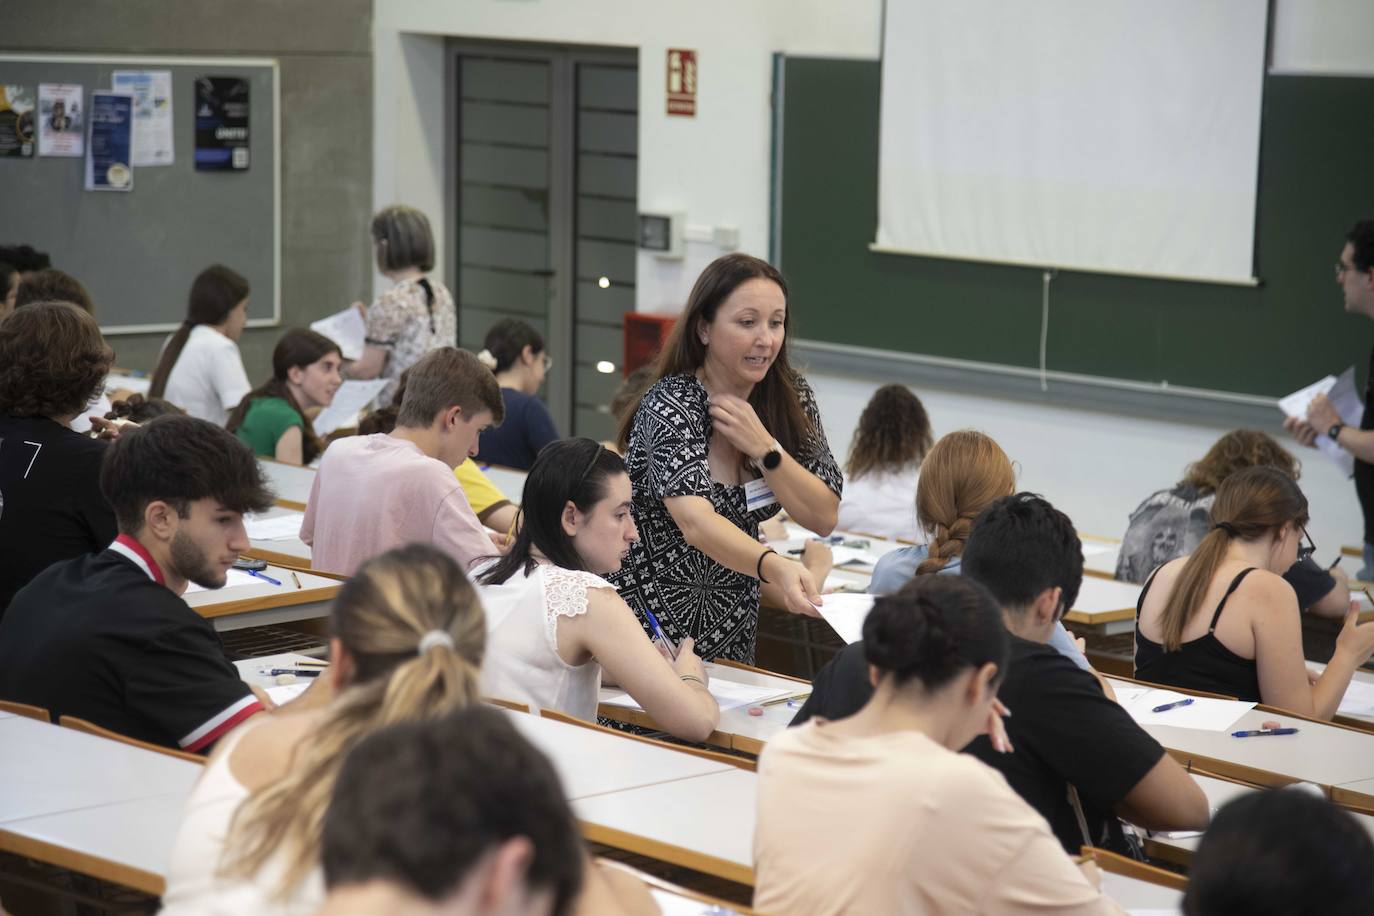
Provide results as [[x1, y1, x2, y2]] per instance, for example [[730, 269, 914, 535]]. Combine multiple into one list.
[[744, 477, 778, 512]]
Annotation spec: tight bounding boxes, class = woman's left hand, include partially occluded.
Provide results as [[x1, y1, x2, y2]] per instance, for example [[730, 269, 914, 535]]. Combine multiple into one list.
[[708, 393, 773, 462]]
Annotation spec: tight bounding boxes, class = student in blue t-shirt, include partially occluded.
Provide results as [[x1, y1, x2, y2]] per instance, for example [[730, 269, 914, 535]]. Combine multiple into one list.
[[474, 318, 559, 470]]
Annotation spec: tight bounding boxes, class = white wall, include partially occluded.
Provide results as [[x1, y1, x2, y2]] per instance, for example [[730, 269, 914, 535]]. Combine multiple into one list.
[[807, 371, 1366, 559]]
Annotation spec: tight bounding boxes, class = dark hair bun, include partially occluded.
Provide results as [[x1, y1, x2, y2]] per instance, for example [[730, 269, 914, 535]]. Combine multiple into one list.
[[862, 575, 1009, 692]]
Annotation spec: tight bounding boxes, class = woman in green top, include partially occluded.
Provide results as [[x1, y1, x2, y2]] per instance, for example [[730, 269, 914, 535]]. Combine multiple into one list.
[[227, 328, 342, 465]]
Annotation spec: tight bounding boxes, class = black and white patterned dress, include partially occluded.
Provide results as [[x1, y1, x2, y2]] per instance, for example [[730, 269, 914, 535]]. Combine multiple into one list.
[[609, 373, 842, 663]]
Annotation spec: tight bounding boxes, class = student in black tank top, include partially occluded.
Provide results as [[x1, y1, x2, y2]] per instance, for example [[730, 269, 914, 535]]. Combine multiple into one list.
[[1135, 467, 1374, 719]]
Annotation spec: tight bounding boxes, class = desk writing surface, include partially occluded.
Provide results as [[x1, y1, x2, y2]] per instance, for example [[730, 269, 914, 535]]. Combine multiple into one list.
[[258, 457, 316, 507], [1079, 534, 1122, 579], [183, 564, 338, 631], [481, 464, 529, 500], [0, 792, 185, 893], [245, 504, 313, 568], [1068, 577, 1141, 619], [0, 718, 201, 823], [501, 710, 733, 800], [571, 768, 756, 870], [1098, 871, 1182, 911]]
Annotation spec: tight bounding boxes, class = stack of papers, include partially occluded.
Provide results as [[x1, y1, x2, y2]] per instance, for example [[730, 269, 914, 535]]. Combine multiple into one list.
[[313, 379, 390, 437], [602, 677, 795, 713], [1114, 686, 1254, 731], [815, 593, 876, 644], [1338, 678, 1374, 719], [1278, 367, 1362, 478], [245, 511, 305, 541], [310, 306, 367, 361]]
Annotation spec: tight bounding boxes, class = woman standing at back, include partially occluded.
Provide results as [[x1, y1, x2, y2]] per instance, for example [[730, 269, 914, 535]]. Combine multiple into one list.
[[150, 265, 252, 426], [837, 383, 933, 541], [346, 205, 456, 409], [1135, 466, 1374, 717]]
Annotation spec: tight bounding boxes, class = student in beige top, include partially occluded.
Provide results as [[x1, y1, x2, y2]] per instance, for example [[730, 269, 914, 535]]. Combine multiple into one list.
[[754, 576, 1125, 916]]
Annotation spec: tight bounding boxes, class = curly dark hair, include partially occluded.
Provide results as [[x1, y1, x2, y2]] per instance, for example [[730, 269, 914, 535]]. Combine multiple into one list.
[[846, 384, 934, 479], [1180, 429, 1299, 495], [0, 301, 114, 419]]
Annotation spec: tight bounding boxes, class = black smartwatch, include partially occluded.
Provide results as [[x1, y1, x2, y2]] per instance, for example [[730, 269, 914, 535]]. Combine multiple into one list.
[[1329, 423, 1345, 441], [757, 439, 782, 471]]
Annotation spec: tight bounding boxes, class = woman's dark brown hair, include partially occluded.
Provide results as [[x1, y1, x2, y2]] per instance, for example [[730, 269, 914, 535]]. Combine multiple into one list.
[[14, 268, 95, 314], [847, 384, 934, 479], [106, 393, 185, 424], [1181, 429, 1300, 494], [148, 265, 250, 399], [1156, 466, 1309, 651], [614, 253, 813, 458], [0, 300, 114, 419], [226, 328, 340, 465]]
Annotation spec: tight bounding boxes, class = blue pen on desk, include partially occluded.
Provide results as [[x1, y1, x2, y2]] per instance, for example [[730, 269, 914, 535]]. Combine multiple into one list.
[[246, 568, 282, 586], [1151, 698, 1194, 714], [642, 607, 678, 661], [1232, 727, 1299, 738], [267, 668, 322, 678]]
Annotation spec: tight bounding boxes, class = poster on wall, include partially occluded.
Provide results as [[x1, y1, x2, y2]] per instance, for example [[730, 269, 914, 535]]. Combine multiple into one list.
[[112, 70, 174, 166], [194, 76, 249, 171], [0, 85, 35, 157], [37, 84, 84, 157], [85, 91, 133, 191]]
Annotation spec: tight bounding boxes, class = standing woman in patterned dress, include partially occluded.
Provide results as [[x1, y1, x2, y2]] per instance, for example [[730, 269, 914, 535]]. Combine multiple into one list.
[[610, 253, 843, 663], [346, 205, 458, 409]]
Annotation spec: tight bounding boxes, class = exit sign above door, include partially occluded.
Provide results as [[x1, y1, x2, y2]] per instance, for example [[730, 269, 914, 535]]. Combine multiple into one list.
[[667, 49, 696, 117]]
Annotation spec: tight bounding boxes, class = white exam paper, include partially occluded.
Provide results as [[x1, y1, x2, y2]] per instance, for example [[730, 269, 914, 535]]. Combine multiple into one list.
[[312, 379, 390, 437], [265, 683, 309, 705], [1120, 688, 1254, 731], [184, 568, 273, 594], [245, 511, 306, 541], [816, 592, 876, 644], [602, 677, 792, 713], [1338, 677, 1374, 719], [310, 307, 367, 361], [1278, 367, 1362, 478]]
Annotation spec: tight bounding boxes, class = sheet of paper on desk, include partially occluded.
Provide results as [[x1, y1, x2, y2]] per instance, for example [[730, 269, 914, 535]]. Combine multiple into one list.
[[1081, 542, 1116, 557], [265, 683, 309, 705], [184, 569, 267, 594], [313, 379, 390, 437], [1338, 678, 1374, 718], [602, 677, 792, 713], [1278, 367, 1361, 478], [650, 889, 742, 915], [310, 306, 367, 360], [1121, 688, 1254, 731], [245, 511, 305, 541], [816, 593, 876, 644]]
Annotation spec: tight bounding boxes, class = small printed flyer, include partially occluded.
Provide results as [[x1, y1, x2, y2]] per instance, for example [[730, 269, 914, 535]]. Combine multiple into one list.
[[0, 85, 35, 157], [112, 70, 174, 166], [194, 75, 250, 171], [85, 91, 134, 192], [38, 83, 84, 157]]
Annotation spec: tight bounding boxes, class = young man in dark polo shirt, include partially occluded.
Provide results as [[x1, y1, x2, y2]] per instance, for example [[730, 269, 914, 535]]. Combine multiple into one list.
[[0, 415, 277, 753]]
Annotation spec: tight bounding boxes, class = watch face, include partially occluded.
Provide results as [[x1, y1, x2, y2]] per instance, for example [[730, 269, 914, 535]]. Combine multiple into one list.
[[762, 449, 782, 470]]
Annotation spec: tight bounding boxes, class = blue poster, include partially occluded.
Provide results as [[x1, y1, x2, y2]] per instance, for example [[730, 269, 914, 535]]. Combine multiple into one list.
[[85, 91, 133, 191]]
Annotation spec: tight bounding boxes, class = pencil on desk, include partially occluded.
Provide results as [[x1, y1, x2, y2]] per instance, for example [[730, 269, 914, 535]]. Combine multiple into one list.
[[290, 570, 302, 589]]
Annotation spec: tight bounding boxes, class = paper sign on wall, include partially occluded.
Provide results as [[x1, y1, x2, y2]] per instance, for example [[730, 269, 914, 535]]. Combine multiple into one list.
[[194, 76, 249, 171], [85, 92, 133, 191], [0, 85, 35, 157], [38, 84, 83, 157], [112, 70, 174, 166], [666, 49, 696, 117]]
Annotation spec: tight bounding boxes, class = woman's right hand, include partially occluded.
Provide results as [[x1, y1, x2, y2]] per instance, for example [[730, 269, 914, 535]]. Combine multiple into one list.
[[671, 637, 709, 686], [1335, 601, 1374, 666], [764, 552, 823, 618]]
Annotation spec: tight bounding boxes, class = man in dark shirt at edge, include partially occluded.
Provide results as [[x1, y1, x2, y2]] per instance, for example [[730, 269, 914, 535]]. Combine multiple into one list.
[[793, 493, 1209, 854], [1289, 220, 1374, 579], [0, 415, 278, 752]]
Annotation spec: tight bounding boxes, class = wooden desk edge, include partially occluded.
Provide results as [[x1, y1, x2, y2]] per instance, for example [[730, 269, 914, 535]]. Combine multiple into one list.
[[0, 825, 165, 895], [274, 498, 307, 511], [1063, 607, 1135, 625], [193, 584, 339, 620], [579, 821, 754, 887]]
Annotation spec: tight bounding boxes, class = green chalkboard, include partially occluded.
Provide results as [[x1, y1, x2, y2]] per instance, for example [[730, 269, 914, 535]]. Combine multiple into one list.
[[778, 58, 1374, 399]]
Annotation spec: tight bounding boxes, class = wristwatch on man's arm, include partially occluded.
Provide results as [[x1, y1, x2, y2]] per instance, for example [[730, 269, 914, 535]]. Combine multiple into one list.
[[1329, 423, 1346, 442]]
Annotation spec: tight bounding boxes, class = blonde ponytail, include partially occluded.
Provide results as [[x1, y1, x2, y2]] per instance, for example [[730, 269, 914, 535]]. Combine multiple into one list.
[[916, 430, 1015, 576], [220, 544, 485, 898]]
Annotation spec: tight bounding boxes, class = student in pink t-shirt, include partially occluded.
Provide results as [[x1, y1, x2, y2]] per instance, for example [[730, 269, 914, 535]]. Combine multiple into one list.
[[301, 347, 506, 576]]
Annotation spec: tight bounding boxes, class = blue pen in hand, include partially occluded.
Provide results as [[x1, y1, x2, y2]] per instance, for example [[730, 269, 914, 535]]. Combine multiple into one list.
[[642, 607, 679, 661], [1232, 728, 1300, 738], [1151, 698, 1194, 714], [246, 568, 282, 586]]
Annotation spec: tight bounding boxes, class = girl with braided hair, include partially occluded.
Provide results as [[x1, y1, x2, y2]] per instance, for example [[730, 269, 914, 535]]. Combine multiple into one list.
[[869, 430, 1092, 670]]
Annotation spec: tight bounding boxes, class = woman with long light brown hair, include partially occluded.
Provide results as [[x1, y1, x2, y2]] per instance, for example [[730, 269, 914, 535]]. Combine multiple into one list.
[[1135, 466, 1374, 716]]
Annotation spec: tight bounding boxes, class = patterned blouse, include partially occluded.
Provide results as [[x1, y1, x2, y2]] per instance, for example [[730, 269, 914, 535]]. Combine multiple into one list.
[[364, 277, 457, 408], [609, 373, 842, 663]]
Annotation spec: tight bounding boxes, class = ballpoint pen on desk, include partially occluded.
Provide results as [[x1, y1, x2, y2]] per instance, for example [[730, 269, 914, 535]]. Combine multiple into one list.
[[246, 568, 283, 587], [1151, 698, 1194, 714], [642, 606, 679, 661], [1232, 728, 1300, 737]]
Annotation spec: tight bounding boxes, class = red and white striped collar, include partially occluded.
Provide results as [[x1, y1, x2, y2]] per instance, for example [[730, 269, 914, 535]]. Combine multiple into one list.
[[108, 534, 167, 586]]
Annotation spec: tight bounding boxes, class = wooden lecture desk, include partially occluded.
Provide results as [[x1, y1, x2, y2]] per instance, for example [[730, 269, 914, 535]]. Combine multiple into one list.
[[0, 717, 202, 895], [257, 456, 317, 509], [597, 660, 810, 756], [1063, 577, 1142, 635], [1079, 534, 1123, 580], [184, 564, 340, 632], [244, 504, 313, 569]]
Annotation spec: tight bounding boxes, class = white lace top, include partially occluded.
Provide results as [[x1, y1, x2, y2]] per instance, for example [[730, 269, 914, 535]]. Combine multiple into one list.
[[473, 561, 611, 721]]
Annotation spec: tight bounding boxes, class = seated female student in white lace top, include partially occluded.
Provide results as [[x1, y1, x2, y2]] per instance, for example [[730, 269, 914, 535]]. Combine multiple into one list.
[[160, 544, 487, 916], [474, 437, 720, 742]]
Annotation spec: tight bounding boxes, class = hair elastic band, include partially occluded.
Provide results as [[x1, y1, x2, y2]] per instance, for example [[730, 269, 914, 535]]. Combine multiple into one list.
[[1214, 522, 1239, 536], [418, 630, 454, 653], [476, 349, 498, 370]]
